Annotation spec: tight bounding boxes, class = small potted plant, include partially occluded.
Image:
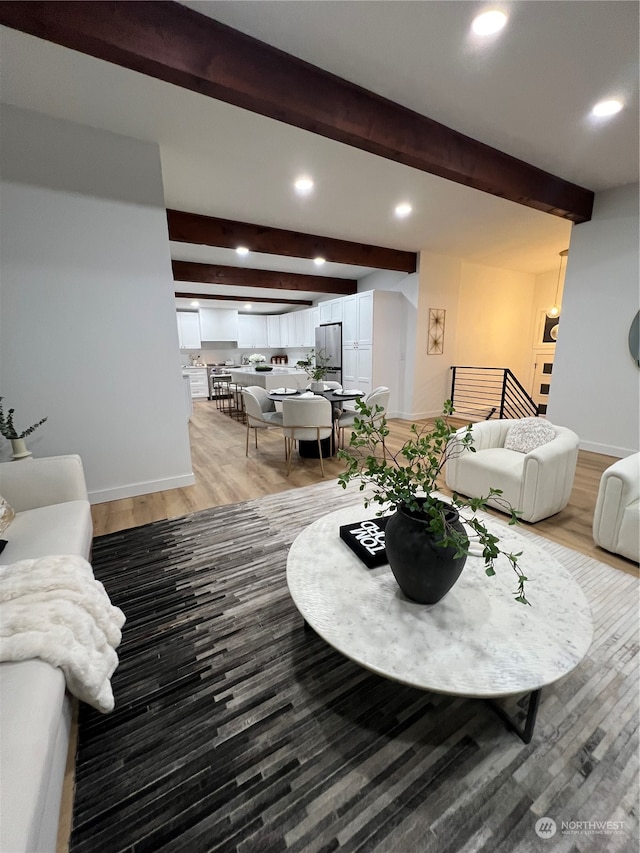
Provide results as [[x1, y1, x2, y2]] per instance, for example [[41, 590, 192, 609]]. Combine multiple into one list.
[[338, 399, 529, 605], [0, 397, 48, 460], [296, 349, 331, 392]]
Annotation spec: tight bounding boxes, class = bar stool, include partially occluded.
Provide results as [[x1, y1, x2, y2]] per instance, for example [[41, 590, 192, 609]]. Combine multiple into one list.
[[214, 376, 232, 411], [229, 383, 246, 422]]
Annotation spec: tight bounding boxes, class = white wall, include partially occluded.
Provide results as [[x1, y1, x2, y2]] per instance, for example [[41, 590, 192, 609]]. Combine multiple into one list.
[[409, 253, 463, 418], [548, 183, 639, 456], [0, 105, 194, 501], [455, 263, 536, 381]]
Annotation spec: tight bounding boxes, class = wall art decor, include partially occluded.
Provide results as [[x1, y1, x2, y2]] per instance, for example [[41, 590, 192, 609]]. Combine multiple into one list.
[[427, 308, 446, 354]]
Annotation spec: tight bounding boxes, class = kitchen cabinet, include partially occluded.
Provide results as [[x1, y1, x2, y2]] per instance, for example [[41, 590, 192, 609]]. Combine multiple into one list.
[[176, 311, 201, 349], [267, 315, 281, 348], [182, 367, 209, 399], [279, 313, 292, 348], [342, 343, 372, 391], [319, 298, 343, 325], [342, 291, 373, 348], [182, 374, 193, 419], [310, 307, 320, 337], [302, 308, 315, 347], [292, 310, 307, 348], [199, 307, 238, 341], [238, 314, 268, 348], [341, 290, 401, 408]]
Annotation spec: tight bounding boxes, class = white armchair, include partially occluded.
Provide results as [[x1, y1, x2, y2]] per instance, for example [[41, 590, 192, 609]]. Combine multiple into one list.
[[445, 418, 580, 523], [593, 453, 639, 562]]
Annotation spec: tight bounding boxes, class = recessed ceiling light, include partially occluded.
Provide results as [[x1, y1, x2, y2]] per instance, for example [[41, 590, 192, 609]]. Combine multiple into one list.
[[472, 10, 508, 35], [236, 246, 249, 256], [190, 300, 200, 307], [314, 257, 326, 266], [294, 176, 314, 194], [591, 99, 623, 117], [394, 202, 413, 218], [244, 303, 252, 310]]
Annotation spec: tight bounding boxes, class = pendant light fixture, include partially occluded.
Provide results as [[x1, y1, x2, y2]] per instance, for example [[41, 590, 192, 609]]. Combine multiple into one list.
[[546, 250, 568, 319]]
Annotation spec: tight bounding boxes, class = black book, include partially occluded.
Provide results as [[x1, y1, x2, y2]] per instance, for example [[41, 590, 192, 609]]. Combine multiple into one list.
[[339, 516, 390, 568]]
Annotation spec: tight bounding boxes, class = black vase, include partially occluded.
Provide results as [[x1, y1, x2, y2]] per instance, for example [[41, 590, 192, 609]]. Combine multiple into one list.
[[384, 499, 468, 604]]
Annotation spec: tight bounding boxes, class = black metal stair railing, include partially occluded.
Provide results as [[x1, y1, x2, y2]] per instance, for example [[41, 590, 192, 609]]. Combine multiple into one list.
[[450, 366, 539, 420]]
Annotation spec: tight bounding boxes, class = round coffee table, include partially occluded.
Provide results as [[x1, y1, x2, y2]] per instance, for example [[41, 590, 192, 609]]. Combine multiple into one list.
[[286, 504, 593, 742]]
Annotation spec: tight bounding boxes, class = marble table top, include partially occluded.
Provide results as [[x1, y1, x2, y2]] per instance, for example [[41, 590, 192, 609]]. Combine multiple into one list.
[[286, 504, 594, 699]]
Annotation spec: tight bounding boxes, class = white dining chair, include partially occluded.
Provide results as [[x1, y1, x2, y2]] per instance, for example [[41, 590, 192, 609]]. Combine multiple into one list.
[[337, 386, 390, 454], [306, 379, 343, 420], [241, 387, 284, 457], [282, 397, 333, 477]]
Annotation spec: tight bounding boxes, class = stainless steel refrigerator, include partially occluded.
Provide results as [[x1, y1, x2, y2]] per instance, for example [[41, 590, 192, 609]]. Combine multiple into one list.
[[315, 322, 342, 383]]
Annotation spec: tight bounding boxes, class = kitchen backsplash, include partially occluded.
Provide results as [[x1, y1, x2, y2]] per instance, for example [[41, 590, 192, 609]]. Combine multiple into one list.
[[179, 347, 310, 367]]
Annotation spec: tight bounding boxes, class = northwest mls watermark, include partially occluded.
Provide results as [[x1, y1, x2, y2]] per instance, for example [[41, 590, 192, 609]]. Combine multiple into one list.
[[535, 817, 626, 839]]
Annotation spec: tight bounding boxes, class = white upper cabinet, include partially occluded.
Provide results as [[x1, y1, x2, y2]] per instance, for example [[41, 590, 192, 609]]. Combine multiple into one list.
[[267, 315, 281, 348], [355, 291, 374, 347], [294, 311, 306, 348], [330, 299, 343, 323], [176, 311, 201, 349], [341, 295, 358, 348], [319, 298, 344, 325], [279, 312, 291, 348], [199, 307, 239, 341], [342, 291, 373, 349], [303, 309, 315, 347], [238, 314, 269, 348], [318, 300, 333, 324]]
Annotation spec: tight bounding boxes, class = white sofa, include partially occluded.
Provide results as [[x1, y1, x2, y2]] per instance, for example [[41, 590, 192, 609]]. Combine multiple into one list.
[[593, 453, 640, 562], [0, 455, 93, 853], [445, 418, 580, 523]]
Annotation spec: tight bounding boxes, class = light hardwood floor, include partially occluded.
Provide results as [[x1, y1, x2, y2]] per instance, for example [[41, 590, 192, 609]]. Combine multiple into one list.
[[91, 399, 638, 577]]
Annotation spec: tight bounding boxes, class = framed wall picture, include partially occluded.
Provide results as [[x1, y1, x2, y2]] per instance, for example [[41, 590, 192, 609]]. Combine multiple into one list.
[[428, 308, 446, 354]]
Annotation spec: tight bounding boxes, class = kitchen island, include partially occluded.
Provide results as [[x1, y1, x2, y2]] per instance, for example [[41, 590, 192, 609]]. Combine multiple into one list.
[[228, 367, 308, 391]]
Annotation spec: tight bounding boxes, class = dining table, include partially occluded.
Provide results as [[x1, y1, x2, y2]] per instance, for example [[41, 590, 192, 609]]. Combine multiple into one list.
[[267, 388, 364, 458]]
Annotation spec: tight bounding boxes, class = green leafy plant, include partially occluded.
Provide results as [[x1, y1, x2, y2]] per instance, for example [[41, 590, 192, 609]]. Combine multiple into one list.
[[296, 348, 332, 382], [0, 397, 48, 440], [337, 399, 529, 604]]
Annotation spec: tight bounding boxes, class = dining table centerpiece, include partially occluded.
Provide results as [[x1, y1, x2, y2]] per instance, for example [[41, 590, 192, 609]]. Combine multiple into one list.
[[338, 399, 529, 605], [295, 349, 332, 392]]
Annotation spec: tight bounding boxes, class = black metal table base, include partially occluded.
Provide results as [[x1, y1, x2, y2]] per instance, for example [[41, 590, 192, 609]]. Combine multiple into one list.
[[303, 619, 542, 743], [297, 435, 335, 459], [486, 689, 542, 744]]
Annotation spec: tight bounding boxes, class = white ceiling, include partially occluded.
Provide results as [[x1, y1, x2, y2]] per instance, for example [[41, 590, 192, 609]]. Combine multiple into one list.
[[1, 1, 638, 313]]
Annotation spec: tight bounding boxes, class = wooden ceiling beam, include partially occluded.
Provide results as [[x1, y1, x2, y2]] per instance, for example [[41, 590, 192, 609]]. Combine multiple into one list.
[[167, 210, 416, 273], [172, 261, 358, 295], [0, 1, 594, 223], [175, 291, 312, 307]]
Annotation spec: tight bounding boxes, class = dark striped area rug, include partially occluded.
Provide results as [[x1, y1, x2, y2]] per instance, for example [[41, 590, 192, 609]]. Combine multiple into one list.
[[70, 481, 639, 853]]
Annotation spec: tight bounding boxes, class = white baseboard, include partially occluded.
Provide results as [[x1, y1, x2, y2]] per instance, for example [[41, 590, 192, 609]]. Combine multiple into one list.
[[89, 472, 196, 504], [579, 441, 637, 459]]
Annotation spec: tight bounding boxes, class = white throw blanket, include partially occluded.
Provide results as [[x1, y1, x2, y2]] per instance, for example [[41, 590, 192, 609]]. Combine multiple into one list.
[[0, 554, 126, 712]]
